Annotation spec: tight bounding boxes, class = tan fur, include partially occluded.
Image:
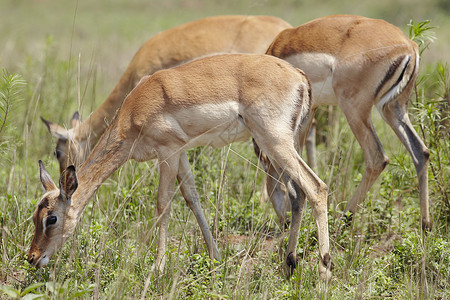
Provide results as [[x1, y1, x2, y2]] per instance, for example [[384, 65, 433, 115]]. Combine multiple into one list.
[[266, 15, 431, 230], [29, 54, 332, 281], [43, 15, 291, 173], [42, 15, 293, 227]]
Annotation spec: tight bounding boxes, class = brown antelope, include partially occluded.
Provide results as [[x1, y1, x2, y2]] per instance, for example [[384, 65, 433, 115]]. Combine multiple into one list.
[[41, 15, 292, 224], [41, 15, 291, 169], [29, 54, 333, 280], [264, 14, 431, 230]]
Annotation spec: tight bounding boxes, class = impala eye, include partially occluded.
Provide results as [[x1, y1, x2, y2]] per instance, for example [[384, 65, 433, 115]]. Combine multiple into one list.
[[47, 215, 57, 225]]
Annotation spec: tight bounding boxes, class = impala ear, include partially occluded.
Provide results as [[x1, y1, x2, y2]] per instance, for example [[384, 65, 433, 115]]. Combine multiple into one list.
[[70, 111, 81, 128], [41, 117, 69, 140], [59, 165, 78, 201], [39, 160, 57, 192]]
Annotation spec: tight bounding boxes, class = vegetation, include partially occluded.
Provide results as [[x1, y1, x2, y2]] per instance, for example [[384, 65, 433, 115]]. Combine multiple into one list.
[[0, 0, 448, 298]]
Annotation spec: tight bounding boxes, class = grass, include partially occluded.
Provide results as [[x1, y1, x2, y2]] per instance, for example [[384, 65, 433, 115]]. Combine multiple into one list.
[[1, 0, 449, 298]]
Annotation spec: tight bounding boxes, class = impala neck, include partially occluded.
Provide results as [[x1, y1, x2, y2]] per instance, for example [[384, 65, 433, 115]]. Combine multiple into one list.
[[77, 67, 138, 148], [67, 124, 129, 228]]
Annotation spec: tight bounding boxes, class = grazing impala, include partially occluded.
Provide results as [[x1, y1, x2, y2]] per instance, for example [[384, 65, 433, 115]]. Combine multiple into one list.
[[29, 54, 333, 280], [41, 15, 292, 224], [264, 15, 431, 230]]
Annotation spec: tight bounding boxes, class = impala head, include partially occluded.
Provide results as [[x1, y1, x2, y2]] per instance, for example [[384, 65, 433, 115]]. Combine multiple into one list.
[[41, 112, 85, 174], [28, 161, 78, 267]]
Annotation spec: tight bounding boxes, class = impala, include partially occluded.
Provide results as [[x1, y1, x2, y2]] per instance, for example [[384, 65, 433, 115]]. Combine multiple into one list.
[[264, 14, 431, 230], [29, 54, 333, 280], [41, 15, 292, 224]]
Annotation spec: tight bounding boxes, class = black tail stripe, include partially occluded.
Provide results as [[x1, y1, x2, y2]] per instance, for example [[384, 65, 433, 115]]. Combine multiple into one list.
[[391, 56, 410, 92], [375, 55, 407, 98]]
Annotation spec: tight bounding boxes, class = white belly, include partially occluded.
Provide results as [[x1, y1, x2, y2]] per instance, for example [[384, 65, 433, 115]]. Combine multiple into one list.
[[184, 117, 251, 149], [171, 102, 251, 149]]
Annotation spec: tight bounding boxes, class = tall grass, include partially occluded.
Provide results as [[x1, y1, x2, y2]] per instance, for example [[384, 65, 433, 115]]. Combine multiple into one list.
[[0, 1, 449, 298], [0, 70, 25, 171]]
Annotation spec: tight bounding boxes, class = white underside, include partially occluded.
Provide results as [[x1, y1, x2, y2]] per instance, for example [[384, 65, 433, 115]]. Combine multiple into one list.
[[168, 102, 251, 149], [182, 117, 250, 149]]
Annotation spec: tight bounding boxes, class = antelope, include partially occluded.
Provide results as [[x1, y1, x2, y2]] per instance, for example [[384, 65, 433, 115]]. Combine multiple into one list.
[[41, 15, 291, 170], [41, 14, 292, 224], [264, 14, 431, 230], [29, 54, 333, 281]]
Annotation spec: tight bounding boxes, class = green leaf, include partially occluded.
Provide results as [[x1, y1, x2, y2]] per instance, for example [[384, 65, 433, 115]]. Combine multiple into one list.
[[0, 284, 20, 298], [74, 284, 95, 297], [21, 283, 45, 296], [407, 19, 437, 55], [21, 293, 45, 300]]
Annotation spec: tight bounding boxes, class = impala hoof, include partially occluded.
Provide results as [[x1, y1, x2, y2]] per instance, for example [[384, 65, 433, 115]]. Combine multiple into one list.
[[319, 253, 333, 282], [422, 219, 433, 233], [282, 217, 291, 231], [284, 252, 297, 278]]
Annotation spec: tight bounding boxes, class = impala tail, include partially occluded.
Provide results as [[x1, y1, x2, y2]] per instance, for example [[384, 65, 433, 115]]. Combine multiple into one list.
[[293, 68, 313, 132], [375, 48, 419, 112]]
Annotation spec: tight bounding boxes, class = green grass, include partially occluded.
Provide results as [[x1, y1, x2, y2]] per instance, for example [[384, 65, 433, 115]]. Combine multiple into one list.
[[1, 0, 449, 298]]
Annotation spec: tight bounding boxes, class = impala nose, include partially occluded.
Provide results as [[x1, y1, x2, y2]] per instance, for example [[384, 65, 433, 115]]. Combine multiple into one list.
[[28, 250, 41, 267], [28, 253, 37, 266]]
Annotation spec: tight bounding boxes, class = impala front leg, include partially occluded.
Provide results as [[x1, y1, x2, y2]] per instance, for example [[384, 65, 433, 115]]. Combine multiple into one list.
[[279, 164, 332, 282], [340, 100, 389, 222], [266, 163, 290, 226], [177, 151, 221, 261], [154, 151, 180, 273], [252, 140, 290, 226], [279, 173, 306, 276]]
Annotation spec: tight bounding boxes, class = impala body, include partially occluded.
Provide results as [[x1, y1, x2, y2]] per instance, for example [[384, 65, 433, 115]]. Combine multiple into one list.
[[265, 15, 431, 230], [42, 14, 292, 224], [30, 54, 333, 280]]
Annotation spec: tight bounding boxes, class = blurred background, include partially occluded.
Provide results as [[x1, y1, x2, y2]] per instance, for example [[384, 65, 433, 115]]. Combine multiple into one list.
[[1, 0, 449, 73], [1, 0, 448, 147]]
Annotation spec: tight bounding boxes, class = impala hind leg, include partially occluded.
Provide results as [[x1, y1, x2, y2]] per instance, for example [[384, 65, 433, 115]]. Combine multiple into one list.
[[153, 151, 180, 273], [177, 151, 221, 261], [379, 96, 431, 231], [254, 136, 332, 281], [253, 111, 315, 227], [340, 100, 389, 222]]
